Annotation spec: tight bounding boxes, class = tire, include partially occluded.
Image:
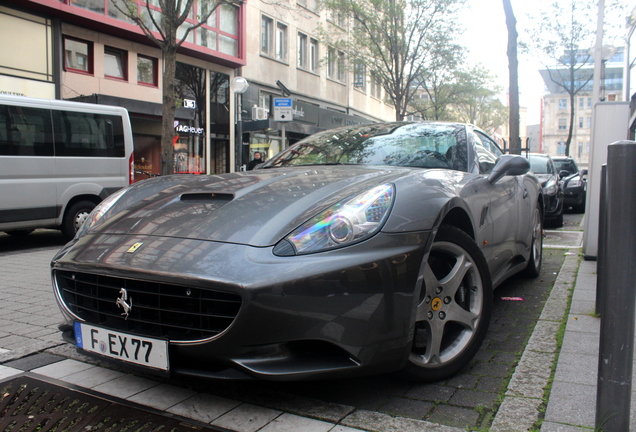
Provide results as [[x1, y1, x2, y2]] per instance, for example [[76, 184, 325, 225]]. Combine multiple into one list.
[[61, 200, 96, 240], [522, 202, 543, 278], [553, 211, 563, 228], [401, 225, 492, 382]]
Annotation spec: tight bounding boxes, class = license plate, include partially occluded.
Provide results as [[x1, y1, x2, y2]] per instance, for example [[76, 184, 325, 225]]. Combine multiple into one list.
[[74, 322, 169, 371]]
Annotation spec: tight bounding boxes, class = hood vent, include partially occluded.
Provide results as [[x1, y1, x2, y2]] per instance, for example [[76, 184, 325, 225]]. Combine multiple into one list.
[[180, 193, 234, 203]]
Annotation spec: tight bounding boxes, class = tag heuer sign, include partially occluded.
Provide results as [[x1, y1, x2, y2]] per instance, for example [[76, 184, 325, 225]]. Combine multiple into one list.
[[273, 98, 293, 122]]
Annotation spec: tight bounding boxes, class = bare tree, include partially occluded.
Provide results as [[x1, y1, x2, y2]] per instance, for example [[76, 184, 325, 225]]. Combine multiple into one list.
[[322, 0, 465, 121], [526, 0, 597, 157], [114, 0, 238, 175]]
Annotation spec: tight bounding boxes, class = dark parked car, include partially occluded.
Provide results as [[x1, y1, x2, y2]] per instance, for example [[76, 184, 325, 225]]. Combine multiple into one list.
[[552, 156, 586, 213], [525, 153, 564, 227], [51, 122, 543, 383]]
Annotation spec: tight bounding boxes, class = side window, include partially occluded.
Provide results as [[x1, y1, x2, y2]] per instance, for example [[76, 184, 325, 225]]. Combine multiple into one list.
[[471, 132, 497, 175], [52, 111, 125, 157], [476, 131, 503, 158], [0, 105, 54, 156]]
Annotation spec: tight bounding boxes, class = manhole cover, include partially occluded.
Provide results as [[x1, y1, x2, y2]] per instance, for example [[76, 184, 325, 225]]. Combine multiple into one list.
[[0, 376, 221, 432]]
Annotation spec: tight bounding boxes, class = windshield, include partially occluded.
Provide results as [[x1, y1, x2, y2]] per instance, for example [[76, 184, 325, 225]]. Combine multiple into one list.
[[553, 159, 578, 174], [261, 122, 469, 171], [528, 156, 553, 175]]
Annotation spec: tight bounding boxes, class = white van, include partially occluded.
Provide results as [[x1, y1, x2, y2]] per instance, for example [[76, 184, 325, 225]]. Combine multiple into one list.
[[0, 95, 134, 239]]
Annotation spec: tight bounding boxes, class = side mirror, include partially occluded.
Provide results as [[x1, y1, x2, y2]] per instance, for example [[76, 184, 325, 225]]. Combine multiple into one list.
[[488, 155, 530, 184], [559, 170, 569, 179], [581, 169, 588, 176]]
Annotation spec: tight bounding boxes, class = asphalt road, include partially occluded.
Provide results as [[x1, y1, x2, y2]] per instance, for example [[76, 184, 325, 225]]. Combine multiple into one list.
[[0, 211, 584, 431]]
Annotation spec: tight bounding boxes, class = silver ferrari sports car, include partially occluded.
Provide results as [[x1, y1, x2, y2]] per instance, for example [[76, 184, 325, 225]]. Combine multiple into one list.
[[51, 122, 543, 382]]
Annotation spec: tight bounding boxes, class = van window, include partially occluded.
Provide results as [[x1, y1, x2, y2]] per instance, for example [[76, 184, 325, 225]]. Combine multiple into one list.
[[52, 111, 125, 157], [0, 105, 54, 156]]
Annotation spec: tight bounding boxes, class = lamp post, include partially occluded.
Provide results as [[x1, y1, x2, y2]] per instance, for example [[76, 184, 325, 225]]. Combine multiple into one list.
[[232, 76, 249, 172]]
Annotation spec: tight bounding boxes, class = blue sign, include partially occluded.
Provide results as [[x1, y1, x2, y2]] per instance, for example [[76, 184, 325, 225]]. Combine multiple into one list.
[[274, 98, 292, 107]]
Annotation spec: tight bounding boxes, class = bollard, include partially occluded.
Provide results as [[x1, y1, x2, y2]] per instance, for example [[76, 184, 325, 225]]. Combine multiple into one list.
[[596, 141, 636, 431], [595, 164, 607, 316]]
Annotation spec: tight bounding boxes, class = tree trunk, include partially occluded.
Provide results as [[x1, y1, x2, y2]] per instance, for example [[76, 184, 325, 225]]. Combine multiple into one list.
[[503, 0, 520, 154], [160, 45, 177, 175]]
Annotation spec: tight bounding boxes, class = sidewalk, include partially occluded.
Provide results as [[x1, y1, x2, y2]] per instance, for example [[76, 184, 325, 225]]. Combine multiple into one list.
[[0, 228, 610, 432]]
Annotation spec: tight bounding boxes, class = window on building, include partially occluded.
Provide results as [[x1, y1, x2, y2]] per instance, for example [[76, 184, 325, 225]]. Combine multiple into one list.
[[276, 22, 288, 62], [557, 142, 566, 155], [337, 50, 345, 82], [309, 38, 318, 73], [297, 0, 318, 10], [297, 32, 307, 69], [558, 118, 567, 130], [578, 142, 583, 159], [587, 117, 592, 128], [354, 60, 366, 90], [104, 47, 127, 80], [587, 97, 592, 108], [579, 117, 584, 128], [586, 142, 590, 153], [608, 94, 617, 101], [559, 99, 567, 110], [64, 37, 92, 74], [137, 55, 158, 86], [261, 15, 273, 55], [579, 97, 584, 109], [328, 9, 346, 27], [328, 48, 345, 81], [370, 71, 382, 98]]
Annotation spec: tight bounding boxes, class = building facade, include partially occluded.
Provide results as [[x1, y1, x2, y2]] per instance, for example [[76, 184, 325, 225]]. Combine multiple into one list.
[[539, 48, 624, 169], [1, 0, 396, 176]]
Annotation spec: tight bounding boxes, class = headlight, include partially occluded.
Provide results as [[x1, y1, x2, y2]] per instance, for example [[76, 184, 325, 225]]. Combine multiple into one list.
[[74, 187, 128, 239], [543, 180, 557, 195], [274, 184, 394, 256], [566, 178, 582, 188]]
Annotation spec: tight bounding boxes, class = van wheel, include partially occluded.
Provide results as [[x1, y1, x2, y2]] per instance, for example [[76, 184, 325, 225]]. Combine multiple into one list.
[[62, 200, 96, 240]]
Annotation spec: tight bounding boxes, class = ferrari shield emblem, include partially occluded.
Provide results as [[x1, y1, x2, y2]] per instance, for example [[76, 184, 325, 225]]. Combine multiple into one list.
[[127, 242, 143, 253]]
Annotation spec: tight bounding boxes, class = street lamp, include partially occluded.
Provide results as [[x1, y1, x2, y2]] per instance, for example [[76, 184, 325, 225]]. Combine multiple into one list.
[[232, 76, 249, 172]]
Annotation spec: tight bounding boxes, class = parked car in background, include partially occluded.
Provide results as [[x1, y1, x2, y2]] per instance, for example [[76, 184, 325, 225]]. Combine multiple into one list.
[[552, 156, 587, 213], [51, 121, 543, 383], [0, 95, 134, 240], [525, 153, 564, 227]]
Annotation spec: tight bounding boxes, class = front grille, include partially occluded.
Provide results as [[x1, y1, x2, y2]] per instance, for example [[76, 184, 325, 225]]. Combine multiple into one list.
[[55, 270, 242, 341]]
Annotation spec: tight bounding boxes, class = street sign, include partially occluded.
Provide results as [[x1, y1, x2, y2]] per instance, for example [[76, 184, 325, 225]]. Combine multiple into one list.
[[273, 97, 293, 122]]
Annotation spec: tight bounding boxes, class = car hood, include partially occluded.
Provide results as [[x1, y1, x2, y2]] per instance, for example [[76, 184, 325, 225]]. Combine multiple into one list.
[[533, 173, 555, 186], [90, 166, 427, 247]]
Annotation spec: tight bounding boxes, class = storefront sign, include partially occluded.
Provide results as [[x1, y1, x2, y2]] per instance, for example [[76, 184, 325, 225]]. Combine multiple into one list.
[[174, 120, 204, 135]]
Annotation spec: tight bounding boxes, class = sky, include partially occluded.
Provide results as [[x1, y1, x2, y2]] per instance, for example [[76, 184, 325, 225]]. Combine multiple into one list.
[[458, 0, 556, 125]]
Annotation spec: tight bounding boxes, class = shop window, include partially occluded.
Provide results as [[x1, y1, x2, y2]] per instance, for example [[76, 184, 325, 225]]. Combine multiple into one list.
[[137, 55, 158, 86], [64, 37, 93, 74], [104, 47, 127, 80]]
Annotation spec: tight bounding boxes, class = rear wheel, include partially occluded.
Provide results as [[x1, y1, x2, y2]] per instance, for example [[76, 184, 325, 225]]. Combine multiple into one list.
[[402, 225, 492, 382], [61, 200, 96, 240], [522, 203, 543, 278]]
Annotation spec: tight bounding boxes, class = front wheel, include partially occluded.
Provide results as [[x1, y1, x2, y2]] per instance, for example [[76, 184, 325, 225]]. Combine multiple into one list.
[[401, 225, 492, 382], [61, 200, 96, 240]]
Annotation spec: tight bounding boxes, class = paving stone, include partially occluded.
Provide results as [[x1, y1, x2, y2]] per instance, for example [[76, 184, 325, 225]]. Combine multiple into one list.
[[4, 352, 63, 371], [167, 393, 242, 424], [258, 413, 334, 432], [212, 403, 282, 432], [378, 396, 434, 419], [342, 409, 465, 432], [491, 396, 543, 431], [449, 388, 499, 409], [477, 376, 507, 393], [426, 404, 481, 430], [404, 384, 455, 402]]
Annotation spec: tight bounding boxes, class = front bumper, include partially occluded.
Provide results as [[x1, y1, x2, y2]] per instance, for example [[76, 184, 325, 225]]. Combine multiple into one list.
[[52, 230, 430, 380]]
